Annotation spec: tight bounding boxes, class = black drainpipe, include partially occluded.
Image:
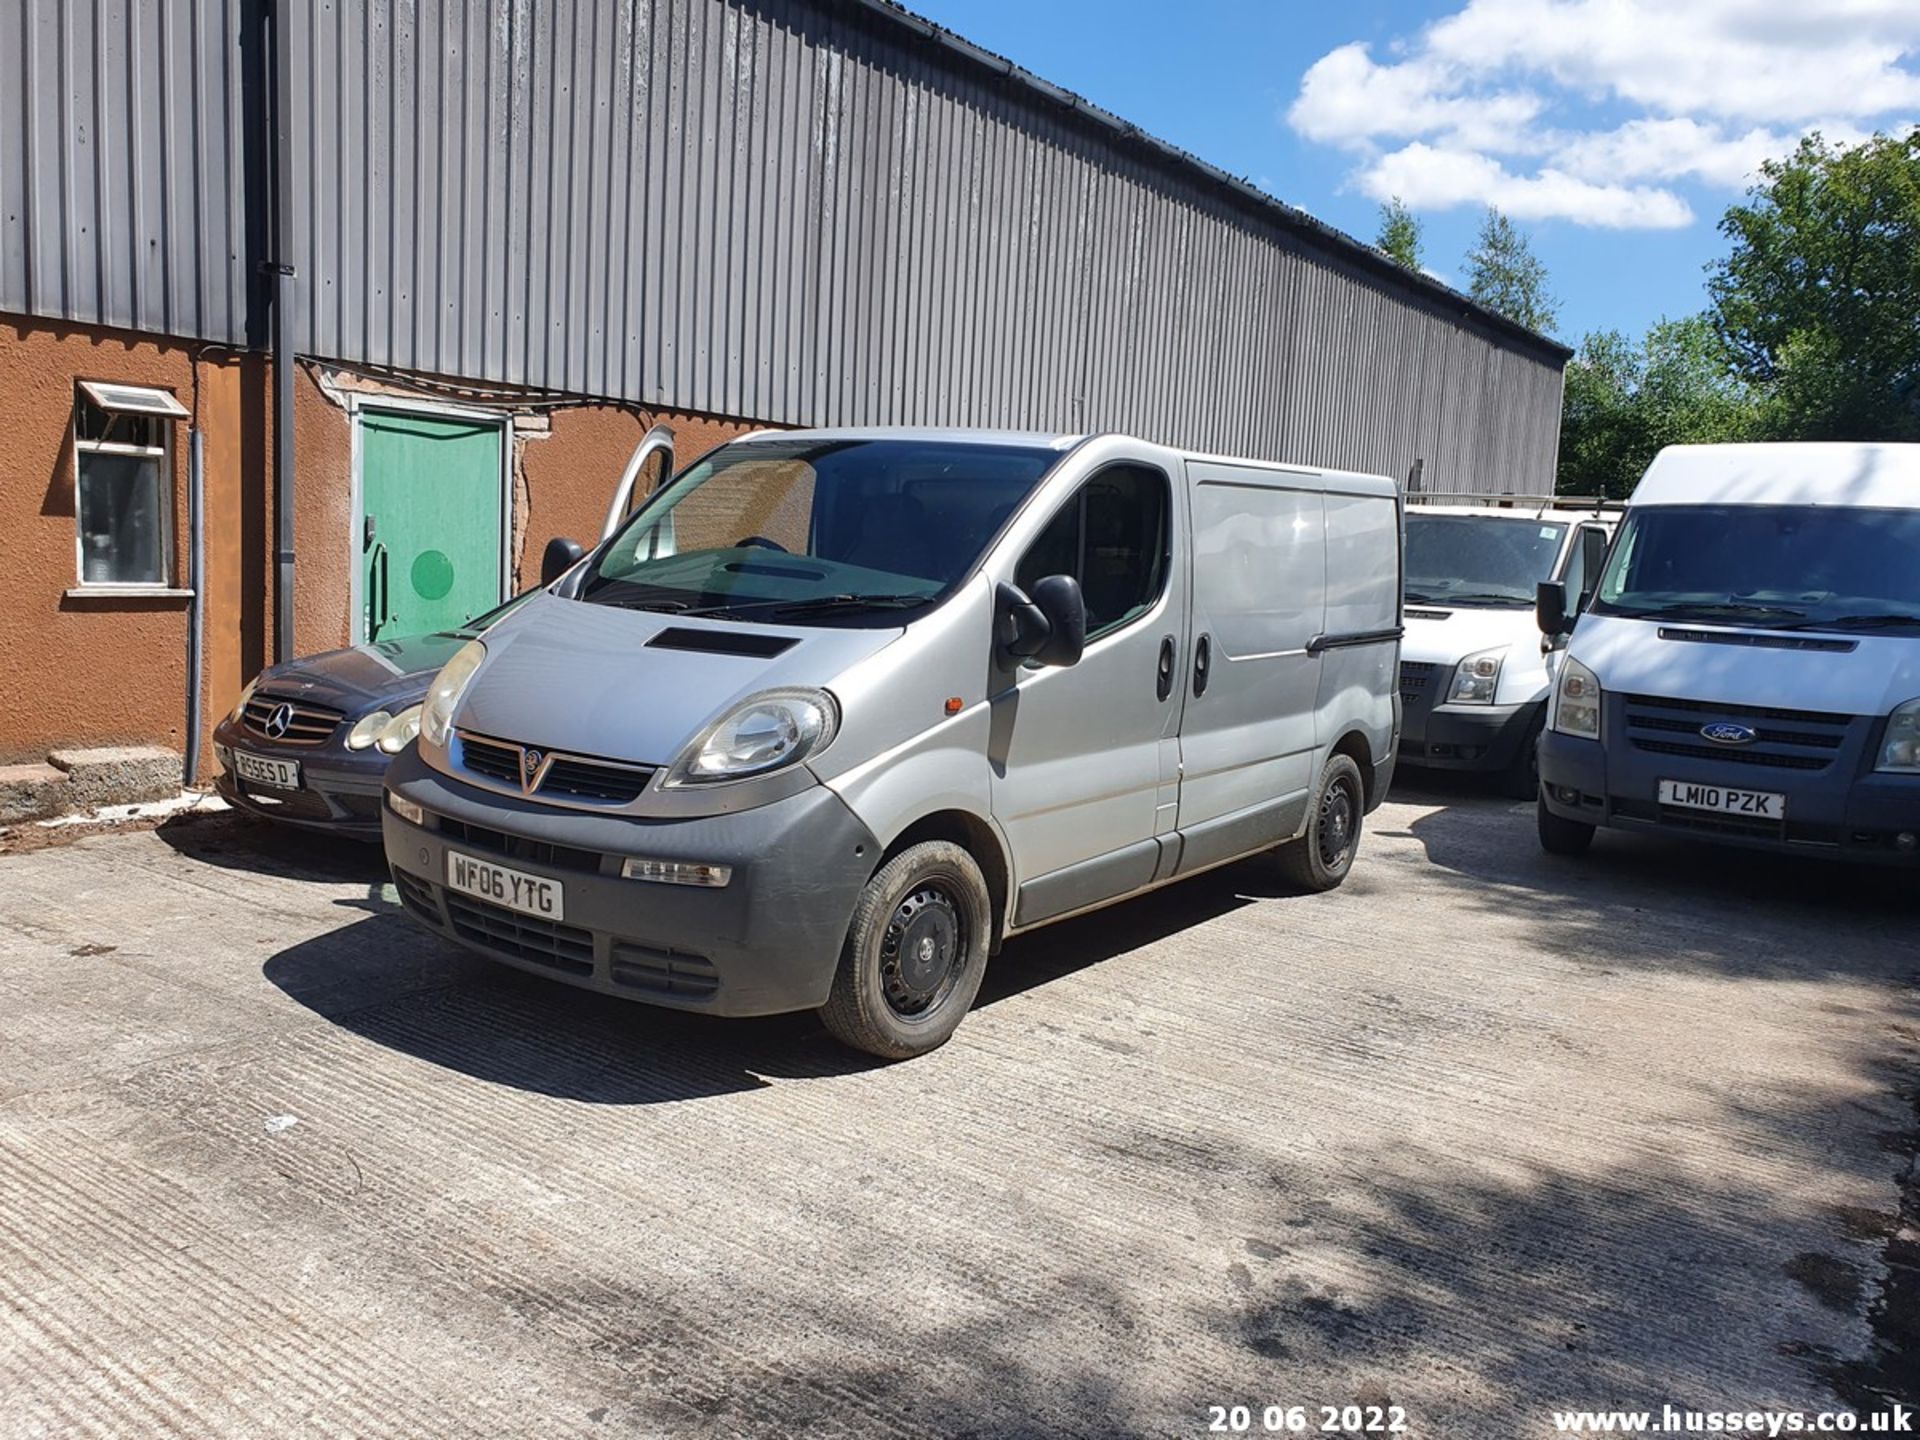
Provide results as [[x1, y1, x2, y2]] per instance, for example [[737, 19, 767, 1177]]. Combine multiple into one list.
[[267, 0, 296, 663]]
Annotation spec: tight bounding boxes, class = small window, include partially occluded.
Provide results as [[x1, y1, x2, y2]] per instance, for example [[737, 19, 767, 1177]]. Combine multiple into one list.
[[1015, 464, 1170, 641], [1580, 527, 1610, 605], [73, 382, 182, 588]]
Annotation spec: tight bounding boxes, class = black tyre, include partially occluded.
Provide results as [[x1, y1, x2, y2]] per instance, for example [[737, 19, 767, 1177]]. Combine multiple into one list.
[[1536, 795, 1596, 856], [1277, 753, 1366, 893], [819, 840, 992, 1060], [1499, 713, 1545, 800]]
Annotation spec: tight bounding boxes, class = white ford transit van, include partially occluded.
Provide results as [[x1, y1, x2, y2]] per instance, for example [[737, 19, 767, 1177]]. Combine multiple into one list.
[[382, 429, 1404, 1058], [1399, 496, 1617, 796], [1537, 443, 1920, 865]]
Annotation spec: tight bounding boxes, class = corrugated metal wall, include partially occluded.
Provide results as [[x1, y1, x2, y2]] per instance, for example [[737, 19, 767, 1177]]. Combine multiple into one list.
[[1, 0, 1565, 490]]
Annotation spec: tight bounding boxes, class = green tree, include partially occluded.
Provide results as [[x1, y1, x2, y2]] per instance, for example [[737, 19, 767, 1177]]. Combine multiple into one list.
[[1557, 315, 1760, 498], [1376, 197, 1423, 270], [1708, 128, 1920, 439], [1466, 207, 1558, 335]]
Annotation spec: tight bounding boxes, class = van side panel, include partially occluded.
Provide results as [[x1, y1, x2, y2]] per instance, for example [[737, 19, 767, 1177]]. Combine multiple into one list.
[[1174, 463, 1328, 871], [1315, 490, 1402, 792]]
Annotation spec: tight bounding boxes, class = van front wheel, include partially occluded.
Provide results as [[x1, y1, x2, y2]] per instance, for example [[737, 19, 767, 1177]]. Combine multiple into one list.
[[820, 840, 992, 1061], [1277, 753, 1365, 893]]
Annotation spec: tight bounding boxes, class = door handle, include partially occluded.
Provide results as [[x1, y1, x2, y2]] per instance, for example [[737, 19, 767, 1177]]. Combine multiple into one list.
[[1193, 632, 1212, 697], [1156, 635, 1176, 701], [368, 541, 390, 640], [363, 513, 377, 549]]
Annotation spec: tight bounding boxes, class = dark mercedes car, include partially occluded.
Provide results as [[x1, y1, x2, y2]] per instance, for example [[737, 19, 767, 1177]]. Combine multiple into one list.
[[212, 594, 532, 838]]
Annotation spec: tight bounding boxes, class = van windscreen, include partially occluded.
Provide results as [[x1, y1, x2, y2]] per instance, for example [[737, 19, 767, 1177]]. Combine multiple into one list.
[[578, 438, 1060, 623], [1405, 514, 1567, 606], [1592, 504, 1920, 635]]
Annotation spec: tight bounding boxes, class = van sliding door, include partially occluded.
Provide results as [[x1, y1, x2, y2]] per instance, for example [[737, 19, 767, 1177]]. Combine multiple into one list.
[[1174, 465, 1328, 874]]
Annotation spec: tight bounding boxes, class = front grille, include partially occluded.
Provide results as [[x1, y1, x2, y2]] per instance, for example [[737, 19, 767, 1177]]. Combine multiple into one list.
[[610, 942, 720, 998], [392, 868, 442, 922], [1611, 796, 1839, 847], [459, 734, 524, 785], [540, 756, 654, 804], [1399, 661, 1438, 689], [455, 731, 656, 805], [243, 693, 344, 746], [1621, 694, 1854, 774], [443, 892, 594, 975], [436, 815, 603, 875]]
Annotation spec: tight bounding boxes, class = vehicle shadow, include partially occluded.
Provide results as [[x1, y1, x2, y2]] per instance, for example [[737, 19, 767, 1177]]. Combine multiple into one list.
[[258, 848, 1299, 1105], [157, 808, 390, 885]]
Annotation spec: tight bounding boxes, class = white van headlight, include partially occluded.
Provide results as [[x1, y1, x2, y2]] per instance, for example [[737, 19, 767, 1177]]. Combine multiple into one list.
[[1879, 698, 1920, 773], [420, 641, 487, 750], [1551, 656, 1602, 740], [667, 688, 839, 785], [1448, 647, 1506, 705]]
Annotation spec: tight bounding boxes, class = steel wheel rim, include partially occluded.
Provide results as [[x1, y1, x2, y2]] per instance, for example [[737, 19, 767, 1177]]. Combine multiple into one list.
[[1317, 776, 1357, 870], [879, 882, 965, 1020]]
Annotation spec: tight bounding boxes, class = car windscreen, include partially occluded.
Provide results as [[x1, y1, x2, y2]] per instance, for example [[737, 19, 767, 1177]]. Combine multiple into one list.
[[1590, 504, 1920, 635], [578, 438, 1060, 623], [1404, 514, 1568, 606]]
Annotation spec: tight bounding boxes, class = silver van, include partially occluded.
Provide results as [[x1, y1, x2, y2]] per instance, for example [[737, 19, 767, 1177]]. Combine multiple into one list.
[[382, 429, 1404, 1058]]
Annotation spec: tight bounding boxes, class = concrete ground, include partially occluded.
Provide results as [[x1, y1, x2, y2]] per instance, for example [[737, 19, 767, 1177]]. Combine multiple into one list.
[[0, 782, 1914, 1438]]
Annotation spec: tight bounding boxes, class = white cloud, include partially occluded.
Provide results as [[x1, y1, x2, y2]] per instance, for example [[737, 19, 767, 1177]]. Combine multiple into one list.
[[1362, 143, 1694, 228], [1286, 0, 1920, 228]]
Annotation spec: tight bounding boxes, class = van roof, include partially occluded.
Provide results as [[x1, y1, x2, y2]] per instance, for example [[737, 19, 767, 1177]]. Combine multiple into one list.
[[731, 427, 1400, 494], [1633, 443, 1920, 510]]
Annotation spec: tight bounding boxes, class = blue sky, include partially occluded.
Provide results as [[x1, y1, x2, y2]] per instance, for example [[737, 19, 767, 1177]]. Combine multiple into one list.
[[907, 0, 1920, 348]]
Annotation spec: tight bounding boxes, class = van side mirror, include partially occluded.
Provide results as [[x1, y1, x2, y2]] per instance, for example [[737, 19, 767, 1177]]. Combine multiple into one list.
[[1536, 579, 1571, 639], [995, 576, 1087, 668], [542, 536, 586, 587]]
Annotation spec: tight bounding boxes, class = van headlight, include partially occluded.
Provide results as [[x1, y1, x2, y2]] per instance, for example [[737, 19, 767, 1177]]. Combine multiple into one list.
[[666, 688, 839, 785], [1550, 656, 1602, 740], [1448, 647, 1506, 705], [420, 641, 487, 750], [1879, 698, 1920, 773]]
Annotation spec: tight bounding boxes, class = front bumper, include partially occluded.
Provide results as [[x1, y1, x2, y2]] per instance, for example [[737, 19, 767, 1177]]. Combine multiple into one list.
[[381, 747, 881, 1017], [1398, 692, 1542, 773], [1539, 728, 1920, 867], [211, 718, 387, 837]]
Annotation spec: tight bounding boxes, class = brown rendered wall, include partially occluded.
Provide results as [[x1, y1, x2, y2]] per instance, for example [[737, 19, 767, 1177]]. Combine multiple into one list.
[[0, 315, 761, 771]]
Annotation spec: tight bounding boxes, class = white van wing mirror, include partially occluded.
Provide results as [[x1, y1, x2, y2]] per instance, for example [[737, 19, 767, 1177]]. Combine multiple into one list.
[[1536, 580, 1571, 640], [602, 423, 676, 540], [996, 577, 1087, 669]]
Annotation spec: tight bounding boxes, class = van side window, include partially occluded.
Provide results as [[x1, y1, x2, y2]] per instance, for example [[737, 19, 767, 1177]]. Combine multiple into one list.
[[1016, 465, 1170, 641], [1579, 527, 1609, 605]]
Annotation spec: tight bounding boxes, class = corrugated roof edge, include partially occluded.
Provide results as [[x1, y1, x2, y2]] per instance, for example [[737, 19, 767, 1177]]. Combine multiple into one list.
[[842, 0, 1574, 368]]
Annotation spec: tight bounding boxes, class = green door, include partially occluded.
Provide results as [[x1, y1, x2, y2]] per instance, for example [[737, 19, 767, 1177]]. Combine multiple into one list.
[[359, 411, 504, 641]]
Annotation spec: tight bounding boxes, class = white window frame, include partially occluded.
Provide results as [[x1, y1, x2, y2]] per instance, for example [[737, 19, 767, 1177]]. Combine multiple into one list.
[[70, 381, 188, 596]]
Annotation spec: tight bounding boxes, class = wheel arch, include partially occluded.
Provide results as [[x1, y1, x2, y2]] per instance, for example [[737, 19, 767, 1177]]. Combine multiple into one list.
[[879, 809, 1012, 953], [1329, 727, 1380, 807]]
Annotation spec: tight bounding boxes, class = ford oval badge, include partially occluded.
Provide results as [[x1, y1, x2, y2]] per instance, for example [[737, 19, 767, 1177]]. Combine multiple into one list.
[[1700, 722, 1757, 746]]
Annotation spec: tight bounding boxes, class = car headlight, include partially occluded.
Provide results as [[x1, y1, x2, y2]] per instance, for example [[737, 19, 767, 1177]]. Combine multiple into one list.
[[229, 676, 260, 723], [420, 641, 487, 750], [1551, 656, 1602, 740], [347, 710, 393, 750], [377, 704, 423, 755], [1448, 647, 1506, 705], [1878, 698, 1920, 773], [665, 688, 839, 785]]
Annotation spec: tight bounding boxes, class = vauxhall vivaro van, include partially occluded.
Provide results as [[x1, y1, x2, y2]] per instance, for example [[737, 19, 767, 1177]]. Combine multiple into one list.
[[1537, 443, 1920, 866], [382, 429, 1404, 1058], [1399, 495, 1617, 796]]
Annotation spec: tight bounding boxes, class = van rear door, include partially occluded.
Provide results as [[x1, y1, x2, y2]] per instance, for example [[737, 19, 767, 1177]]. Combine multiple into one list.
[[1172, 461, 1328, 874]]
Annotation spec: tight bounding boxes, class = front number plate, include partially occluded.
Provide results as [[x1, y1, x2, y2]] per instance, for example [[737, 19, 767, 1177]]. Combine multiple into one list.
[[233, 750, 300, 790], [1657, 779, 1786, 820], [446, 850, 565, 922]]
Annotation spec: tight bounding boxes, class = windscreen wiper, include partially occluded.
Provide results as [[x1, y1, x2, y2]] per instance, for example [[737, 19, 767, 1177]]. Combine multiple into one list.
[[1777, 613, 1920, 632], [1421, 591, 1531, 606], [759, 593, 933, 618], [1632, 602, 1807, 623]]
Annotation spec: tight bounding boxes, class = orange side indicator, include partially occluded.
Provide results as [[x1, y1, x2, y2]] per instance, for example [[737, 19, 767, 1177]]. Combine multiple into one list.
[[944, 696, 964, 715]]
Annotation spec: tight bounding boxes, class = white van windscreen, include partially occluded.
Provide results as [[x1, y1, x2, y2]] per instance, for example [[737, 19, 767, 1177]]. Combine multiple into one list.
[[1592, 504, 1920, 636], [1404, 515, 1567, 607]]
